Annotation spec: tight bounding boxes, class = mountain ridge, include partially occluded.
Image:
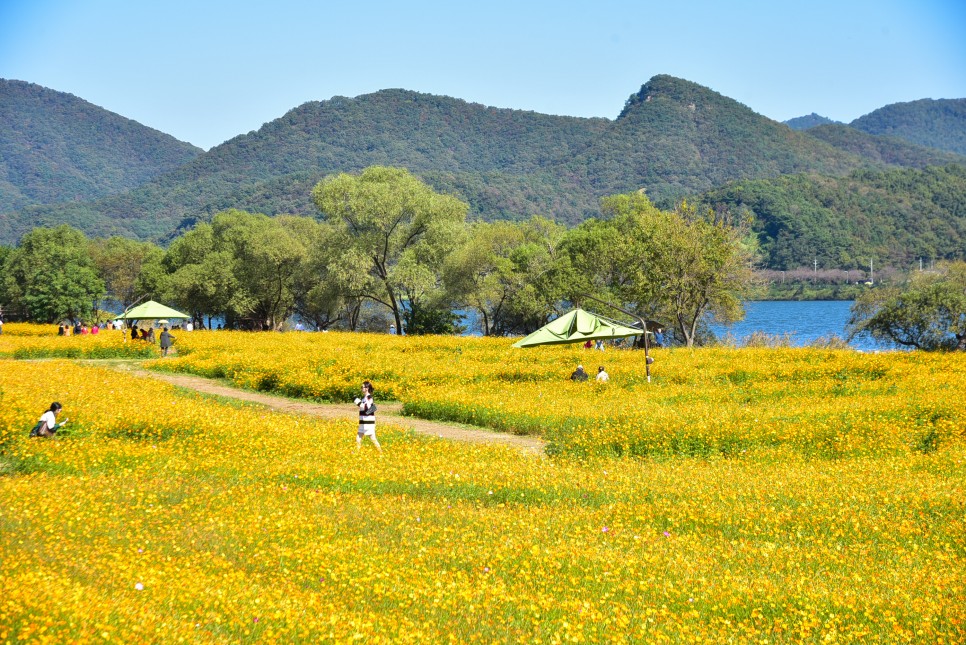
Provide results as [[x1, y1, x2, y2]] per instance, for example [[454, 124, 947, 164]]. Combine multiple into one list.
[[2, 76, 964, 271], [0, 79, 203, 213]]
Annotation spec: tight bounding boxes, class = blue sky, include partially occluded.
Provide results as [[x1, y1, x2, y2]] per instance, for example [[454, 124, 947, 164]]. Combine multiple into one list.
[[2, 0, 964, 150]]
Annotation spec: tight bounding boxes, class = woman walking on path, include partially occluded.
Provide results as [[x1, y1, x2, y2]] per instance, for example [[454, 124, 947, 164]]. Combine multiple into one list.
[[159, 327, 175, 356], [354, 381, 382, 452]]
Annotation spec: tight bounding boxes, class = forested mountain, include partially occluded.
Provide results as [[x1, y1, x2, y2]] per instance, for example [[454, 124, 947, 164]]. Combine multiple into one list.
[[554, 75, 867, 207], [696, 164, 966, 269], [804, 124, 966, 168], [2, 76, 964, 269], [3, 76, 880, 242], [850, 98, 966, 156], [0, 79, 202, 213], [784, 113, 838, 130]]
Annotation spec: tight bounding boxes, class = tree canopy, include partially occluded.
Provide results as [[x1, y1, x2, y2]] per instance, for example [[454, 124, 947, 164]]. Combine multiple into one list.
[[2, 225, 104, 322], [847, 261, 966, 351], [313, 166, 468, 333]]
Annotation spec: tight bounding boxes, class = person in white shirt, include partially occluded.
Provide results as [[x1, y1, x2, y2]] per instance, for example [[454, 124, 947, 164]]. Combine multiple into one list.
[[596, 366, 609, 382], [354, 381, 382, 452], [31, 402, 68, 437]]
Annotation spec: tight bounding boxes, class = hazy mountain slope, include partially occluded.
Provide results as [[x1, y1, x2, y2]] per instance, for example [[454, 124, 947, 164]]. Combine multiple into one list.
[[850, 98, 966, 156], [805, 123, 966, 168], [5, 77, 963, 249], [0, 79, 203, 213], [2, 90, 609, 241], [697, 164, 966, 269]]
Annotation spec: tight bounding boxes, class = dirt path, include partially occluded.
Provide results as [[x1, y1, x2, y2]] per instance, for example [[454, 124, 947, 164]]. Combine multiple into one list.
[[110, 363, 546, 455]]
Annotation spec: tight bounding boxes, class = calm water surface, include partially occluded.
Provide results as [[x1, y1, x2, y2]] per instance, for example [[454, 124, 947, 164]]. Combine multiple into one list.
[[710, 300, 887, 351], [463, 301, 887, 350]]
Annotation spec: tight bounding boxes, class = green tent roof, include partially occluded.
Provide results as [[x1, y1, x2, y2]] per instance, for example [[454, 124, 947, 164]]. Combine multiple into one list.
[[512, 308, 641, 348], [119, 300, 190, 320]]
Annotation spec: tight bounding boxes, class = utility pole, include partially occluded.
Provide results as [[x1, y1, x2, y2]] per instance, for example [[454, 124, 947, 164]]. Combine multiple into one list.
[[814, 258, 818, 283], [870, 259, 874, 285], [919, 257, 923, 271]]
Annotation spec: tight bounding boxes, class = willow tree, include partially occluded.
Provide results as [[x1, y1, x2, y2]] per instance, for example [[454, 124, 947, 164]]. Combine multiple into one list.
[[592, 193, 754, 347], [312, 166, 468, 333]]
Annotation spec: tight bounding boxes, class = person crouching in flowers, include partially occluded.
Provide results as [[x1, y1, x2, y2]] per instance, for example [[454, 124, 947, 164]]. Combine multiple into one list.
[[354, 381, 382, 452], [30, 402, 68, 437]]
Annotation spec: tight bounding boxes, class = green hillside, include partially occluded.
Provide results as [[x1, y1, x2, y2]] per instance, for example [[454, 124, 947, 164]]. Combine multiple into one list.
[[805, 123, 966, 168], [0, 79, 202, 213], [850, 98, 966, 156], [3, 77, 964, 258], [697, 164, 966, 269], [551, 75, 869, 207]]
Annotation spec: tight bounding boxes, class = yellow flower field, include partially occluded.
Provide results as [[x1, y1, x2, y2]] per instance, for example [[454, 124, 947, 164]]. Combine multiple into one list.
[[130, 330, 966, 459], [0, 329, 964, 642], [0, 324, 158, 360]]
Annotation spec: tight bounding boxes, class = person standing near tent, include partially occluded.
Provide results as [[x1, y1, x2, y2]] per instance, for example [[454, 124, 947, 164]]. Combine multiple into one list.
[[159, 327, 175, 356], [354, 381, 382, 452]]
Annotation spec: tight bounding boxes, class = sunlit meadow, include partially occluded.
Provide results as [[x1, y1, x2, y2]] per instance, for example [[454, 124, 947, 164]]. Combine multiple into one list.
[[0, 327, 963, 642]]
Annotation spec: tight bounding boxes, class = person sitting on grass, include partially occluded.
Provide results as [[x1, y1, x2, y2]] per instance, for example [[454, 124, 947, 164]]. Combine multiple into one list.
[[30, 402, 68, 437], [570, 365, 589, 382]]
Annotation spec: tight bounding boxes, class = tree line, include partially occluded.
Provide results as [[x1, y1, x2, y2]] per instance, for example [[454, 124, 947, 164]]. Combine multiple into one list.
[[0, 166, 760, 347]]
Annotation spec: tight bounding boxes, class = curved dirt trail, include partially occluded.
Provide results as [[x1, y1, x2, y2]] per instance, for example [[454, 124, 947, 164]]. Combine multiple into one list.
[[110, 363, 546, 455]]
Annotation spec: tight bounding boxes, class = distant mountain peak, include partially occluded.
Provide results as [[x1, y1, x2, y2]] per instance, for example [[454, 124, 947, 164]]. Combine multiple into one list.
[[784, 113, 839, 131], [618, 75, 745, 119]]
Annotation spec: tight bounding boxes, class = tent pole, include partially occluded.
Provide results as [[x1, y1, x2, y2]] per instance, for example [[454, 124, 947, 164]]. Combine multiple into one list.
[[579, 293, 652, 383]]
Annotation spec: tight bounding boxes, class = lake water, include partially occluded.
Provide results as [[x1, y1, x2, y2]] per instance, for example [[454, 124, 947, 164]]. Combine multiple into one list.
[[709, 300, 887, 351], [462, 301, 886, 350]]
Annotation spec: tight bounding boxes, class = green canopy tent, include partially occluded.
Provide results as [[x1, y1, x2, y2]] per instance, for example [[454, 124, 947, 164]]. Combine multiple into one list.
[[118, 301, 190, 326], [512, 308, 642, 348]]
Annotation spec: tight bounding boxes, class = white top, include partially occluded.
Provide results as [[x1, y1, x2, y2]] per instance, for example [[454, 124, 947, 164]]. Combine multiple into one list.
[[185, 321, 193, 332], [596, 371, 609, 382], [40, 410, 57, 429]]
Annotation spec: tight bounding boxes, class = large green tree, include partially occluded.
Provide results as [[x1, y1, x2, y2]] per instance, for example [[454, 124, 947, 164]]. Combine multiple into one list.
[[163, 210, 313, 330], [161, 223, 236, 328], [89, 236, 165, 308], [3, 225, 105, 322], [566, 192, 754, 347], [847, 261, 966, 351], [312, 166, 468, 333], [445, 217, 568, 335]]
